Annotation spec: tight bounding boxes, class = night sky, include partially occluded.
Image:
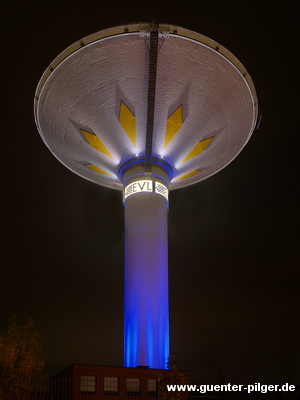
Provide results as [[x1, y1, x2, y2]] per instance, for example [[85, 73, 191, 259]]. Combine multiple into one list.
[[2, 0, 299, 385]]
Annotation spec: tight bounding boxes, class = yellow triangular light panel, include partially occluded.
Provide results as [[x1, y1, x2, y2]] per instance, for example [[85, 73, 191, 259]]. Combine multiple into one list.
[[181, 137, 214, 164], [174, 170, 201, 181], [85, 163, 113, 176], [81, 129, 113, 159], [119, 101, 136, 147], [164, 105, 183, 148]]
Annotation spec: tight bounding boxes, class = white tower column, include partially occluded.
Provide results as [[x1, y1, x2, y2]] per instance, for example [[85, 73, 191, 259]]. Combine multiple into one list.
[[123, 165, 170, 369]]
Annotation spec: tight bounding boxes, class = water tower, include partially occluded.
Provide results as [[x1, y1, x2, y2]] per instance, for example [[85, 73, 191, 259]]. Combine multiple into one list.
[[34, 21, 258, 370]]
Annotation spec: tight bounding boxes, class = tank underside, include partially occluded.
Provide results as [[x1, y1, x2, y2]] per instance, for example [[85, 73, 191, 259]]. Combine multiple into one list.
[[34, 22, 258, 191]]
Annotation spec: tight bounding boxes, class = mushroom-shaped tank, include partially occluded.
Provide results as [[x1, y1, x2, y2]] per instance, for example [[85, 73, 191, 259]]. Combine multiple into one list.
[[34, 22, 258, 191]]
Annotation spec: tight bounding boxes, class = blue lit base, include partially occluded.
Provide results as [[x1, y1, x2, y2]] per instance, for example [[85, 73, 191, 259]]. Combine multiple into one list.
[[124, 191, 169, 369]]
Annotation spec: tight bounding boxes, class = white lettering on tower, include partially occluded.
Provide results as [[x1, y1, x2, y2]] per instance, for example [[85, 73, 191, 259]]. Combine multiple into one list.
[[124, 180, 168, 200]]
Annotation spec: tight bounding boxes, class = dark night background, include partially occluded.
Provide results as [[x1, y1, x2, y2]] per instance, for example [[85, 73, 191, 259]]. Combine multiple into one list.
[[1, 0, 299, 385]]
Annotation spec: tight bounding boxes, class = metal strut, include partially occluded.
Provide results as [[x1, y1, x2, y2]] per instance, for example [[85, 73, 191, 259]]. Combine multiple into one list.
[[145, 22, 159, 169]]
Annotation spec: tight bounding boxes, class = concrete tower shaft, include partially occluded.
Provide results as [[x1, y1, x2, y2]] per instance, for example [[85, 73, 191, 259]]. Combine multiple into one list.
[[123, 165, 169, 368]]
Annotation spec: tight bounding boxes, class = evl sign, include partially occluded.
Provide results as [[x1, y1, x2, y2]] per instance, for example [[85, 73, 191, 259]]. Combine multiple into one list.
[[124, 180, 168, 201]]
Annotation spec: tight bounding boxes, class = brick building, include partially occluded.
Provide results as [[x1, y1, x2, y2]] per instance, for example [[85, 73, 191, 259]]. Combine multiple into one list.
[[51, 364, 188, 400]]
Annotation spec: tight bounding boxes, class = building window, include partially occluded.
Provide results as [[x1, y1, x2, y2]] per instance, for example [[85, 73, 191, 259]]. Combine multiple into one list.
[[126, 378, 140, 394], [147, 379, 157, 393], [104, 376, 118, 393], [80, 375, 96, 393]]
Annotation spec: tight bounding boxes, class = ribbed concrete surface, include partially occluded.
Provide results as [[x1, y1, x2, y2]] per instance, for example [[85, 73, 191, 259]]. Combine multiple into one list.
[[34, 23, 258, 190]]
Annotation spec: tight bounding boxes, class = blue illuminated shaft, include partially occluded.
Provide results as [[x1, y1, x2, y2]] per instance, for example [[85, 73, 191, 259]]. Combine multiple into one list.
[[124, 174, 169, 369]]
